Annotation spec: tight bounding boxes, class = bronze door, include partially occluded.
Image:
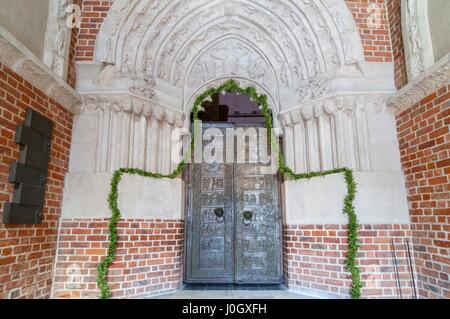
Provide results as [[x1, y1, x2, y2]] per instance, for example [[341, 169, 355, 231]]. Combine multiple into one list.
[[185, 124, 282, 284]]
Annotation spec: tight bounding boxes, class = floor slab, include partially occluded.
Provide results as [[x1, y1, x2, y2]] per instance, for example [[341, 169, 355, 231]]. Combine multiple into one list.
[[152, 290, 315, 299]]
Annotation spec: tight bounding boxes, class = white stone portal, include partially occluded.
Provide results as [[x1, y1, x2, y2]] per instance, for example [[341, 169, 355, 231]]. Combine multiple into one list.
[[62, 0, 410, 225]]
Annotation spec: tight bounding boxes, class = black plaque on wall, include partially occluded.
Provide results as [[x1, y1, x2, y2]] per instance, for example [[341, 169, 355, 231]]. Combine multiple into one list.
[[3, 109, 53, 225]]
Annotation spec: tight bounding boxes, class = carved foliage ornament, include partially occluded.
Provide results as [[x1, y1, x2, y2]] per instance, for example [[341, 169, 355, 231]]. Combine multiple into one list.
[[0, 34, 80, 112], [78, 94, 185, 127], [388, 54, 450, 113], [280, 94, 387, 126], [93, 0, 364, 109]]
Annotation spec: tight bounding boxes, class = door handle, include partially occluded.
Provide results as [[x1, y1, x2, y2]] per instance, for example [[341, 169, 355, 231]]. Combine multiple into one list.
[[214, 207, 224, 223], [242, 211, 253, 225]]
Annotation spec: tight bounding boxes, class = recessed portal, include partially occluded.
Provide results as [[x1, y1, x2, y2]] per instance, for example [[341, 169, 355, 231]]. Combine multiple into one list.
[[185, 93, 283, 285]]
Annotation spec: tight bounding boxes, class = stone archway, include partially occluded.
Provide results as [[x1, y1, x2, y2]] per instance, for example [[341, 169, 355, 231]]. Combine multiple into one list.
[[57, 0, 411, 299], [92, 0, 365, 122], [76, 0, 371, 177]]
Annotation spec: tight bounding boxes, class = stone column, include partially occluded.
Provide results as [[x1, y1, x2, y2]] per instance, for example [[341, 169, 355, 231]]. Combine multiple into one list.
[[302, 105, 320, 172], [314, 103, 333, 171], [95, 107, 111, 173], [281, 113, 295, 170], [334, 97, 347, 169], [291, 110, 307, 173], [161, 111, 175, 175], [354, 98, 372, 171], [117, 98, 133, 169], [130, 100, 147, 169], [171, 113, 186, 172], [153, 107, 165, 173], [341, 97, 359, 170]]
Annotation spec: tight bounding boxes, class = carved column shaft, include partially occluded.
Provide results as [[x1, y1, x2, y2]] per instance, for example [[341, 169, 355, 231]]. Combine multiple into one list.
[[280, 95, 384, 173], [119, 112, 131, 168], [355, 107, 372, 171], [292, 120, 307, 173], [159, 121, 172, 175], [342, 110, 359, 170], [146, 117, 158, 172], [83, 96, 185, 174], [95, 109, 111, 173], [281, 116, 295, 170], [315, 106, 333, 171]]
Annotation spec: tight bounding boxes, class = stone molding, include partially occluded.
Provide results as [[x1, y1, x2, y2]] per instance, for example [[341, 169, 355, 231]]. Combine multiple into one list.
[[77, 93, 185, 127], [0, 26, 80, 112], [280, 94, 387, 124], [387, 53, 450, 113]]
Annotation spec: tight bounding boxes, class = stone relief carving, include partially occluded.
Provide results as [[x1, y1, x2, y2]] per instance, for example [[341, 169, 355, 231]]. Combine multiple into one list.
[[186, 39, 275, 93], [72, 0, 405, 175], [43, 0, 72, 79], [401, 0, 435, 81], [92, 0, 364, 112], [0, 34, 80, 111], [78, 94, 185, 126], [128, 73, 156, 99], [388, 54, 450, 113]]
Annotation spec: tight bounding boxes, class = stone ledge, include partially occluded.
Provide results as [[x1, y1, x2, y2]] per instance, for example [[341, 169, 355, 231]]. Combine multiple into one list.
[[388, 53, 450, 113], [61, 172, 185, 219], [283, 171, 410, 225], [0, 26, 80, 112]]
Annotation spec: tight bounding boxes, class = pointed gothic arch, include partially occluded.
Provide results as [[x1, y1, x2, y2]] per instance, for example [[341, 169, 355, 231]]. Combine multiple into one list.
[[93, 0, 365, 119]]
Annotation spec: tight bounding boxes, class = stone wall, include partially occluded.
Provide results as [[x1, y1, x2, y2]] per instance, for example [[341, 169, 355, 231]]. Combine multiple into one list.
[[0, 63, 73, 298]]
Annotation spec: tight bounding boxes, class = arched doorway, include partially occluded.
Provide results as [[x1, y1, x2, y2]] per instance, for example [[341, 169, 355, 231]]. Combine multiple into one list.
[[63, 0, 409, 298], [184, 92, 283, 285]]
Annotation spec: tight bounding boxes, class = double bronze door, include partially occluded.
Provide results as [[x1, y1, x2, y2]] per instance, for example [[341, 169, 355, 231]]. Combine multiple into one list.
[[185, 124, 282, 284]]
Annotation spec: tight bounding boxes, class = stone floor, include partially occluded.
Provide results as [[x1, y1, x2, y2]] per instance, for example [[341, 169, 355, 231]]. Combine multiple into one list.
[[153, 289, 314, 299]]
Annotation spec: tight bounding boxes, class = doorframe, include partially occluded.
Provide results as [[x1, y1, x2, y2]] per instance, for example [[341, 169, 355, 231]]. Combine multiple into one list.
[[183, 121, 285, 285]]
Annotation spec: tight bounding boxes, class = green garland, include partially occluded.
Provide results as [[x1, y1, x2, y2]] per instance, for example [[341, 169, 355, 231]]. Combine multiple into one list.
[[97, 79, 361, 299]]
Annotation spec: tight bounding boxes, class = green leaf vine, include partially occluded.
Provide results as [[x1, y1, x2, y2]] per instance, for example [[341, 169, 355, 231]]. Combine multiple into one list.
[[97, 79, 361, 299]]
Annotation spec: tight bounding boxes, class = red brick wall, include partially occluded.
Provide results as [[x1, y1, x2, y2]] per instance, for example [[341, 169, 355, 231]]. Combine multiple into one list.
[[386, 0, 408, 89], [0, 63, 74, 299], [52, 218, 184, 298], [396, 85, 450, 299], [345, 0, 393, 62], [283, 224, 416, 299], [74, 0, 394, 63], [76, 0, 112, 61]]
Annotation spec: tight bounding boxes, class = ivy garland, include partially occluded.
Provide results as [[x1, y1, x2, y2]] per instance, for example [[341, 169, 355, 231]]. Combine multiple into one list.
[[97, 79, 362, 299]]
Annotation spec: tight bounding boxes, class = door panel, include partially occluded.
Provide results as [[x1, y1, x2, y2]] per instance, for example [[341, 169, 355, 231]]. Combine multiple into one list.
[[189, 126, 234, 282], [234, 163, 282, 283], [186, 123, 282, 284]]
